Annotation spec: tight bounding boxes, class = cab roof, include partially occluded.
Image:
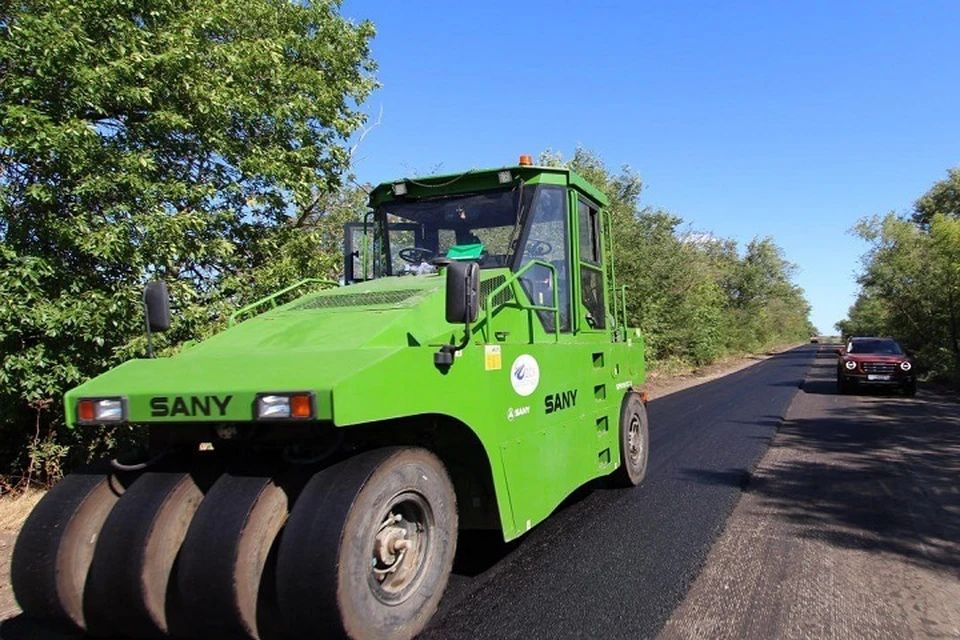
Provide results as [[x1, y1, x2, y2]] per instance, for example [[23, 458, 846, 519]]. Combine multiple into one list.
[[368, 163, 609, 209]]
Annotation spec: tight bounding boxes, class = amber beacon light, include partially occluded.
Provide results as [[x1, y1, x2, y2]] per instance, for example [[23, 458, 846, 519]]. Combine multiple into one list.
[[518, 154, 533, 166]]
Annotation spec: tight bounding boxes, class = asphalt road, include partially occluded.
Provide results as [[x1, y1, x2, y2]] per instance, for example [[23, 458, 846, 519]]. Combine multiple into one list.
[[662, 346, 960, 639], [423, 345, 817, 639], [1, 346, 817, 640]]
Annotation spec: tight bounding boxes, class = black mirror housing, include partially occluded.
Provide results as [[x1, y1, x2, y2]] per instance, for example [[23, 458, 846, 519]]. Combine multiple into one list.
[[144, 281, 171, 332], [445, 261, 479, 324]]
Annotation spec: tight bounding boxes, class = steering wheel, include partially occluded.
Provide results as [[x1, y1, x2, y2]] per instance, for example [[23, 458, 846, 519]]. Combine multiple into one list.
[[398, 247, 435, 264], [525, 239, 552, 257]]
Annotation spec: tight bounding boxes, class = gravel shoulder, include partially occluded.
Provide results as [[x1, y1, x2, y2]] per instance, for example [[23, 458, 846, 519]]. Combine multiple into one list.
[[660, 347, 960, 639]]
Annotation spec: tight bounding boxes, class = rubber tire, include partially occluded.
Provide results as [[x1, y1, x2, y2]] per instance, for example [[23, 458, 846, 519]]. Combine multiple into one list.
[[11, 466, 130, 632], [904, 382, 917, 396], [837, 377, 849, 394], [610, 392, 650, 488], [83, 470, 203, 638], [177, 472, 290, 640], [277, 448, 458, 640]]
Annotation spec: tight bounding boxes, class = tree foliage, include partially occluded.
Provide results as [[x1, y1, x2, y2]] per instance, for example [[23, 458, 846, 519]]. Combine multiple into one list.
[[0, 0, 375, 485], [542, 148, 815, 368], [913, 168, 960, 227]]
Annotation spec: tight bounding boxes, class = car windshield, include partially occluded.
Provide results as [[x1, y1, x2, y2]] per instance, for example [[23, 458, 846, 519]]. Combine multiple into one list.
[[376, 185, 535, 275], [847, 339, 903, 355]]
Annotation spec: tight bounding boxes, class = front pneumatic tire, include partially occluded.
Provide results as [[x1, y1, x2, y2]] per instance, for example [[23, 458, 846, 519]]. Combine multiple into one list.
[[277, 447, 458, 640], [611, 392, 650, 487]]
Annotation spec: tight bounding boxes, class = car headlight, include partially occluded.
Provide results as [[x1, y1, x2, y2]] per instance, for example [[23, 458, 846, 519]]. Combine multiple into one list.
[[844, 360, 857, 370], [255, 392, 315, 420], [900, 361, 912, 371], [77, 397, 127, 424]]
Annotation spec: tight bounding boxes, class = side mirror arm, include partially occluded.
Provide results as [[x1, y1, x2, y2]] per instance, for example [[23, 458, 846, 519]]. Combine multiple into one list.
[[434, 321, 472, 367]]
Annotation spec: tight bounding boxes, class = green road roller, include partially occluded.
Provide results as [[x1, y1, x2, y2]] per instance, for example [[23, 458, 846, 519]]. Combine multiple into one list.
[[12, 156, 650, 640]]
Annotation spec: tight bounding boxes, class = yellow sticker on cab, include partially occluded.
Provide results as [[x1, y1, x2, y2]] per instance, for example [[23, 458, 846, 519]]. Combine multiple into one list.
[[484, 345, 502, 371]]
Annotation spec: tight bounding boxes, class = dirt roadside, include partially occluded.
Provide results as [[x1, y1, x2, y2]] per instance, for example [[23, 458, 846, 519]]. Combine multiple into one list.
[[660, 347, 960, 639], [0, 345, 799, 627]]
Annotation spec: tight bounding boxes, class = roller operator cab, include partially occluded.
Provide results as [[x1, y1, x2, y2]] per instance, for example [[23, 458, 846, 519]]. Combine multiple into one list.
[[12, 158, 650, 640]]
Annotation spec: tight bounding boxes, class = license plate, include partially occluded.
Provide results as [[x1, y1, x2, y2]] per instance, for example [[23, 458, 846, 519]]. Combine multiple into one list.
[[867, 374, 891, 381]]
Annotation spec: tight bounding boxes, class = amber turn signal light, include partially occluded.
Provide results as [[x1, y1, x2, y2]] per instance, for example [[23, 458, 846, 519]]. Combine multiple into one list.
[[78, 400, 95, 422], [290, 394, 312, 418]]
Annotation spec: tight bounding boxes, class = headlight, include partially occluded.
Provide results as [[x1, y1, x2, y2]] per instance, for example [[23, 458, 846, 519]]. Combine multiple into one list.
[[77, 397, 127, 423], [844, 360, 857, 370], [900, 361, 912, 371], [255, 392, 315, 420]]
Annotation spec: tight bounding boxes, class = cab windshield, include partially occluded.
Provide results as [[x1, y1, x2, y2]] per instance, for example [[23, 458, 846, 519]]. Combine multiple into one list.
[[847, 339, 904, 355], [376, 185, 535, 276]]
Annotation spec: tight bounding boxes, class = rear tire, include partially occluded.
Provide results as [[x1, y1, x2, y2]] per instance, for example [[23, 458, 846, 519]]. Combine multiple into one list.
[[277, 447, 457, 640], [611, 393, 650, 488], [11, 466, 131, 632], [177, 472, 291, 640], [83, 470, 204, 637]]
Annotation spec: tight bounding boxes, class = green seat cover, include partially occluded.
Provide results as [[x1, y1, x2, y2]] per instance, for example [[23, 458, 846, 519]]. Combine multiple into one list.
[[446, 243, 484, 260]]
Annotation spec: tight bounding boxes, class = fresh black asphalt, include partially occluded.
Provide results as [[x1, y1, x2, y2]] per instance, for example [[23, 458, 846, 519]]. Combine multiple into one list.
[[423, 345, 817, 639]]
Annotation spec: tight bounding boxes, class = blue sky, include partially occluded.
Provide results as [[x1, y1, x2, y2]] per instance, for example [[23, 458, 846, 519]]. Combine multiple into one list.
[[340, 1, 960, 334]]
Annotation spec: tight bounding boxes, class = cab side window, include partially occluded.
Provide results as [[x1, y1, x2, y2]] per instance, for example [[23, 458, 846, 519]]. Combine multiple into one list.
[[578, 199, 605, 329], [579, 200, 600, 265]]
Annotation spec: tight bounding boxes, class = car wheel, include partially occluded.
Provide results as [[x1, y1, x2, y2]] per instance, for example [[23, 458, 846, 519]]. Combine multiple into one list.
[[903, 382, 917, 396]]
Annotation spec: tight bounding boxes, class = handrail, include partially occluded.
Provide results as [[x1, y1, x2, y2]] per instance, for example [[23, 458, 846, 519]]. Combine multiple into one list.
[[620, 284, 629, 339], [229, 278, 340, 326], [605, 209, 620, 331], [483, 259, 560, 343]]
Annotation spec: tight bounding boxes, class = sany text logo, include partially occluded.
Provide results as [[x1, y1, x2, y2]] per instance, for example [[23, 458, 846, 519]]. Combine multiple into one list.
[[507, 406, 531, 421]]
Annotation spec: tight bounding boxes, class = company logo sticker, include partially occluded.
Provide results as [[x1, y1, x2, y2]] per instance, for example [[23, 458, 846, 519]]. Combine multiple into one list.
[[510, 354, 540, 397], [507, 406, 531, 421], [615, 380, 634, 391]]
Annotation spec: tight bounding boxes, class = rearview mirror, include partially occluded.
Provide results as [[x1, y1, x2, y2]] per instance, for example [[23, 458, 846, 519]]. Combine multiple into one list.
[[835, 347, 845, 355], [445, 261, 479, 324], [144, 281, 171, 332]]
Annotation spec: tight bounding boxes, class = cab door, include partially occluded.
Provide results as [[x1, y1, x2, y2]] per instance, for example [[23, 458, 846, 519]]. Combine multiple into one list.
[[574, 196, 608, 332]]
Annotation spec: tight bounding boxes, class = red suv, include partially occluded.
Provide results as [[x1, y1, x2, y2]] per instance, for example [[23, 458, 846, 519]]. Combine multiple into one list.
[[837, 337, 916, 396]]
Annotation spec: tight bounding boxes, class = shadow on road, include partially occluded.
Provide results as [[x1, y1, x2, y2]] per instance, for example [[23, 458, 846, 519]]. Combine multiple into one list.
[[0, 616, 80, 639], [736, 351, 960, 577]]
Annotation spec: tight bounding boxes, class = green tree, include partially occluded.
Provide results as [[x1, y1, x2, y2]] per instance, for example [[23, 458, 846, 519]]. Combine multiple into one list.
[[835, 288, 891, 338], [913, 168, 960, 226], [540, 147, 814, 368], [0, 0, 376, 484], [845, 211, 960, 380]]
